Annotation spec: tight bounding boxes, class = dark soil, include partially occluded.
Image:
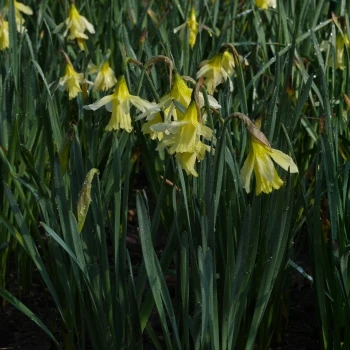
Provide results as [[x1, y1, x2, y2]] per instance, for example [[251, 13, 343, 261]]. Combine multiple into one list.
[[0, 273, 54, 349], [0, 269, 321, 350], [0, 190, 320, 349], [282, 286, 321, 350]]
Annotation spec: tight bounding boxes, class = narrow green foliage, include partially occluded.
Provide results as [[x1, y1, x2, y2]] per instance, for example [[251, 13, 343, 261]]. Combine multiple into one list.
[[0, 0, 349, 349]]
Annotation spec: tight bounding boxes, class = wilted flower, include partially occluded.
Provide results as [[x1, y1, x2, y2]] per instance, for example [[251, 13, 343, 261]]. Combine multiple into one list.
[[240, 131, 298, 195], [58, 62, 85, 100], [84, 75, 159, 132], [320, 32, 350, 70], [173, 6, 198, 48], [77, 168, 99, 232], [0, 16, 9, 50], [63, 4, 95, 50], [255, 0, 277, 10], [334, 34, 349, 70], [92, 61, 117, 92], [197, 50, 235, 94]]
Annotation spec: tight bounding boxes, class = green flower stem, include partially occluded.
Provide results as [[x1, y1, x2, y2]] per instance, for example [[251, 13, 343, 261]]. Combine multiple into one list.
[[143, 72, 161, 103]]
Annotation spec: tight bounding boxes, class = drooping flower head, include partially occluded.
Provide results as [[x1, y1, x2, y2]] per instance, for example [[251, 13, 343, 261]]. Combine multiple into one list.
[[174, 6, 198, 48], [58, 58, 85, 100], [77, 168, 99, 233], [141, 73, 220, 141], [84, 76, 159, 132], [255, 0, 277, 10], [5, 0, 33, 33], [141, 73, 194, 141], [156, 98, 213, 177], [142, 113, 164, 140], [175, 138, 209, 177], [63, 4, 95, 50], [6, 0, 33, 15], [92, 61, 117, 92], [197, 48, 235, 94], [237, 113, 298, 195], [334, 34, 350, 70], [0, 15, 9, 50], [187, 7, 198, 48]]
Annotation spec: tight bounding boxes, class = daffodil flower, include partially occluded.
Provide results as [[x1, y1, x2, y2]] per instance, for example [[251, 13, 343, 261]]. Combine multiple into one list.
[[334, 34, 349, 70], [320, 33, 350, 70], [58, 63, 85, 100], [63, 4, 95, 50], [142, 113, 165, 140], [92, 61, 117, 92], [156, 101, 213, 177], [197, 51, 235, 94], [7, 0, 33, 15], [4, 0, 32, 33], [157, 101, 213, 155], [0, 16, 9, 50], [84, 76, 159, 132], [140, 74, 220, 140], [175, 152, 198, 177], [173, 7, 198, 48], [240, 136, 298, 196], [255, 0, 277, 10], [175, 140, 210, 177]]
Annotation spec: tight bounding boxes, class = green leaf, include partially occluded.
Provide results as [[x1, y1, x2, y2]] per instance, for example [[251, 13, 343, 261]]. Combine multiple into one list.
[[0, 286, 61, 349]]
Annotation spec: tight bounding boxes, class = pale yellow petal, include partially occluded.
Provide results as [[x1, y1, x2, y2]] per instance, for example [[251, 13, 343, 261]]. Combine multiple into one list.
[[84, 94, 115, 111], [80, 16, 95, 34], [240, 150, 254, 193], [15, 1, 33, 15], [176, 152, 198, 177], [269, 149, 298, 173], [252, 142, 275, 182]]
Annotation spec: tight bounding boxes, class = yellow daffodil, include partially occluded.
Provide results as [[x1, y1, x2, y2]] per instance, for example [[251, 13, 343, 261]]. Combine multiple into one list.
[[84, 76, 159, 132], [142, 113, 164, 140], [176, 152, 198, 177], [241, 136, 298, 196], [63, 4, 95, 49], [169, 74, 192, 116], [139, 73, 220, 141], [334, 34, 350, 70], [173, 6, 198, 48], [163, 73, 221, 121], [7, 0, 33, 15], [187, 7, 198, 48], [255, 0, 277, 10], [157, 101, 212, 155], [4, 0, 32, 33], [320, 33, 350, 70], [58, 63, 85, 100], [0, 16, 9, 50], [221, 51, 235, 77], [92, 61, 117, 92], [156, 101, 213, 177], [175, 140, 209, 177], [197, 50, 235, 94]]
